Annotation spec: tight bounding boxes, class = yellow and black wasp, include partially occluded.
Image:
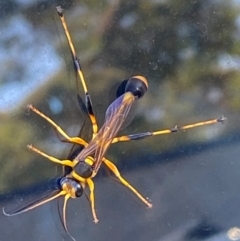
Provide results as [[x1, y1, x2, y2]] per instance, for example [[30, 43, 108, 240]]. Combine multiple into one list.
[[3, 5, 226, 240]]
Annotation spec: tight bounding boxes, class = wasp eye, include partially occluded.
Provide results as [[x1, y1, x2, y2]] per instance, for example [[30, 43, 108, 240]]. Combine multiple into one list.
[[75, 183, 83, 197], [60, 177, 84, 198]]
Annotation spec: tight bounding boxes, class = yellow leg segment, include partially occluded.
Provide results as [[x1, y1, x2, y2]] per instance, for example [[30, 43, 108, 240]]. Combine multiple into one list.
[[86, 178, 99, 223], [28, 104, 87, 146], [112, 116, 226, 143], [27, 144, 74, 167], [103, 158, 152, 208], [56, 6, 98, 137]]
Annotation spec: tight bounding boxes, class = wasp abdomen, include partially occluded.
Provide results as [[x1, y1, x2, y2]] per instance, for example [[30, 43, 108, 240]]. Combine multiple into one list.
[[125, 76, 148, 99]]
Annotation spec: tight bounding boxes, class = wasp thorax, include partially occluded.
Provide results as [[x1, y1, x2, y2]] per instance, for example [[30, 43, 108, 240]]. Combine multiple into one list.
[[74, 160, 93, 179], [125, 76, 148, 99], [60, 177, 83, 198]]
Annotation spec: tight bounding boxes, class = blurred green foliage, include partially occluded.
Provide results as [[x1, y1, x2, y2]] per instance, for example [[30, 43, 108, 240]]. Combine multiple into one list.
[[0, 0, 239, 192]]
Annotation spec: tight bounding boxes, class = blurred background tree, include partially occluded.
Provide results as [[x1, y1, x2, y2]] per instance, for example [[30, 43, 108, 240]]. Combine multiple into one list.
[[0, 0, 239, 193]]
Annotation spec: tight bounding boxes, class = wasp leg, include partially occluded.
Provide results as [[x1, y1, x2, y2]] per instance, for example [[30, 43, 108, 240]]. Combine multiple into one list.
[[56, 6, 98, 138], [28, 104, 87, 146], [27, 144, 74, 167], [112, 116, 226, 143], [103, 158, 152, 208], [86, 178, 99, 223]]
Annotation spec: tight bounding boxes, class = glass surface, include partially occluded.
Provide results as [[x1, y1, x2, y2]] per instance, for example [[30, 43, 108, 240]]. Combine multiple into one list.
[[0, 0, 239, 240]]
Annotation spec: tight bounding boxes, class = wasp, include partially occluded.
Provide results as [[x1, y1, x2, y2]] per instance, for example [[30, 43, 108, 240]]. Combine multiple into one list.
[[3, 6, 226, 241]]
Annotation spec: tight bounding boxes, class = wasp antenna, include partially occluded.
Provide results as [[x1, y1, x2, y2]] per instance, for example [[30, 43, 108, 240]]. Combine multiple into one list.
[[62, 195, 76, 241], [2, 207, 11, 216], [3, 191, 65, 216]]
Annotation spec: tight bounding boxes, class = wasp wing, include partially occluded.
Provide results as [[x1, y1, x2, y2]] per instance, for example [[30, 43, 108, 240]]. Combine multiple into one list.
[[3, 178, 62, 216], [92, 93, 134, 171], [74, 92, 135, 173]]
